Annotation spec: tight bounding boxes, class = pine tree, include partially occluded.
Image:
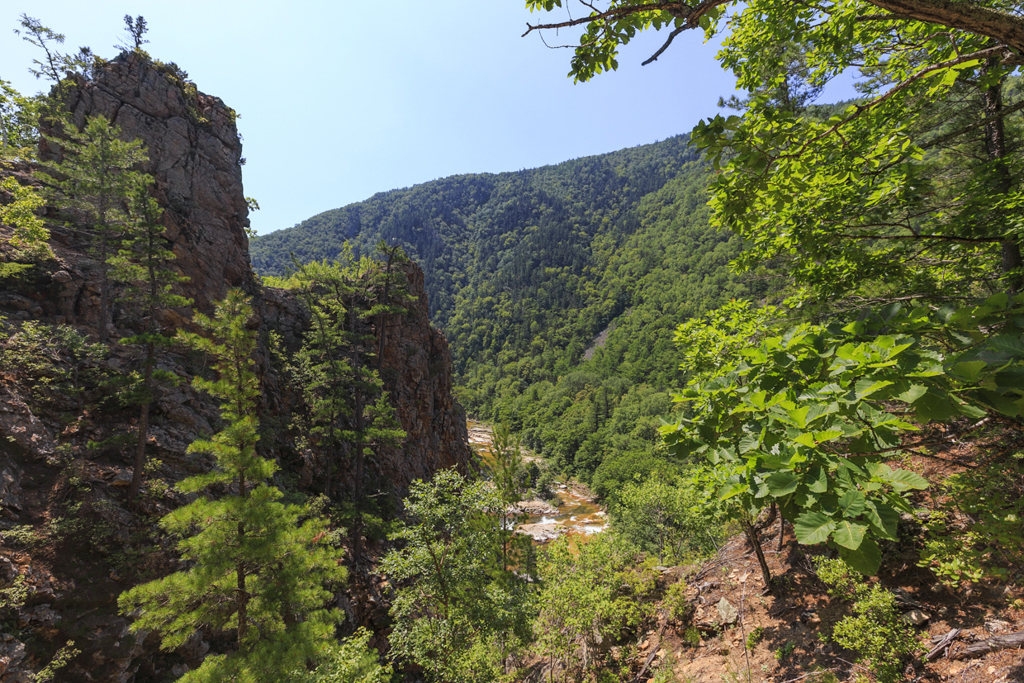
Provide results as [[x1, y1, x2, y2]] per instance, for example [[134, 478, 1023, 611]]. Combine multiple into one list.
[[286, 252, 406, 565], [288, 258, 358, 499], [41, 114, 149, 342], [118, 290, 346, 681], [108, 187, 190, 501]]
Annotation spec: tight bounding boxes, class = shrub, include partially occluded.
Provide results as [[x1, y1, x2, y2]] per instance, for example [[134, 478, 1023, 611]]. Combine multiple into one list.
[[663, 579, 692, 623], [815, 557, 923, 683]]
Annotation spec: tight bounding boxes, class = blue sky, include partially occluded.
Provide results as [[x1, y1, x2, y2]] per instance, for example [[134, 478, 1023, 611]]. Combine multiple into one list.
[[2, 2, 739, 235]]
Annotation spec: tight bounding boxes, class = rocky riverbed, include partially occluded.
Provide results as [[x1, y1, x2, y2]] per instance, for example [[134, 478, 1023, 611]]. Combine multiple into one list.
[[468, 421, 607, 542], [515, 483, 608, 542]]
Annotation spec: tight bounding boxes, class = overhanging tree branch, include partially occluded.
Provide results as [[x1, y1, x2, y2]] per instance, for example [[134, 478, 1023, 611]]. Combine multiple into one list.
[[864, 0, 1024, 55], [524, 1, 1024, 66], [771, 46, 1006, 163], [523, 1, 707, 36]]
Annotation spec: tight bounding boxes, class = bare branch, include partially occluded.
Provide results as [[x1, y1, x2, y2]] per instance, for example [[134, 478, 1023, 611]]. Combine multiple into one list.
[[522, 0, 729, 37], [642, 25, 687, 65]]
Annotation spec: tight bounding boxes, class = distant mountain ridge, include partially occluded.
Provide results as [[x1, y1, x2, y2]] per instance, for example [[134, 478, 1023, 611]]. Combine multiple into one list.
[[251, 134, 697, 323], [251, 136, 754, 478]]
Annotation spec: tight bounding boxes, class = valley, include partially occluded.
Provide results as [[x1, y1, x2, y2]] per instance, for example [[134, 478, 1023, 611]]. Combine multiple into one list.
[[2, 4, 1024, 682]]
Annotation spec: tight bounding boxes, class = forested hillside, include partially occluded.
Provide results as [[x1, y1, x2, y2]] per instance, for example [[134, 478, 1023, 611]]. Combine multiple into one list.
[[6, 3, 1024, 681], [251, 137, 754, 482]]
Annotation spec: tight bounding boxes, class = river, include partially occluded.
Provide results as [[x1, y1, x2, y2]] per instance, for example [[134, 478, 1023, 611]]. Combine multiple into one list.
[[467, 420, 607, 542]]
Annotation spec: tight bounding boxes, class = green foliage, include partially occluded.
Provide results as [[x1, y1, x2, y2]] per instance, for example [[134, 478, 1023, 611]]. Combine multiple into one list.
[[0, 79, 40, 159], [0, 176, 51, 268], [0, 319, 107, 414], [524, 1, 720, 83], [119, 290, 347, 680], [938, 293, 1024, 418], [590, 447, 679, 501], [664, 303, 952, 574], [40, 114, 150, 341], [0, 573, 30, 615], [610, 470, 725, 564], [118, 14, 149, 52], [917, 450, 1024, 585], [109, 188, 190, 324], [486, 423, 527, 505], [382, 469, 535, 682], [745, 625, 765, 650], [252, 139, 750, 479], [294, 628, 393, 683], [662, 579, 692, 624], [282, 248, 408, 502], [774, 641, 796, 662], [14, 14, 95, 85], [285, 256, 361, 496], [681, 626, 701, 648], [110, 181, 191, 500], [533, 533, 658, 681], [816, 559, 923, 683], [701, 6, 1024, 301], [33, 640, 80, 683], [526, 2, 1024, 300], [814, 557, 859, 599]]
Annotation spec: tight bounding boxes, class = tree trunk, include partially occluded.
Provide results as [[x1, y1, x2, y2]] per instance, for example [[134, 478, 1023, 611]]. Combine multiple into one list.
[[982, 63, 1023, 292], [866, 0, 1024, 55], [741, 518, 773, 591], [127, 341, 155, 502], [236, 470, 248, 646]]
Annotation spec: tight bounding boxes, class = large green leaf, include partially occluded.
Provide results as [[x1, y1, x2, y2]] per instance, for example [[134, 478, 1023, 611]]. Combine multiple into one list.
[[894, 383, 928, 404], [807, 465, 828, 494], [764, 471, 799, 497], [854, 378, 893, 401], [794, 511, 834, 545], [718, 480, 748, 502], [832, 520, 867, 550], [838, 537, 882, 575], [948, 360, 987, 383], [867, 462, 928, 492], [738, 431, 761, 454], [862, 500, 899, 540], [837, 489, 867, 518], [887, 468, 929, 492], [911, 389, 960, 422]]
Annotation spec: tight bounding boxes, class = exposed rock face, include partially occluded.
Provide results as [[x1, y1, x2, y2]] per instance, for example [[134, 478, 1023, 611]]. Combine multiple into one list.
[[258, 261, 472, 499], [54, 51, 255, 316], [376, 261, 471, 489], [1, 52, 470, 682]]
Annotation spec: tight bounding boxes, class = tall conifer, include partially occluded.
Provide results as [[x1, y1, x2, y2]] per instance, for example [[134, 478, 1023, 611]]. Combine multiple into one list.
[[41, 115, 148, 341], [109, 188, 190, 501], [119, 290, 346, 681]]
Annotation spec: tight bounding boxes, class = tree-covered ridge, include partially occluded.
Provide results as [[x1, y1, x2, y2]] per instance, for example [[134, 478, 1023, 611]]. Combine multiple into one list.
[[252, 134, 698, 321], [252, 136, 755, 479]]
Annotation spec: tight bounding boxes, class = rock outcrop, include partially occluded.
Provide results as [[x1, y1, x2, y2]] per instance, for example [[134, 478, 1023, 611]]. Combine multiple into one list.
[[377, 261, 471, 489], [0, 51, 470, 682], [53, 51, 255, 317]]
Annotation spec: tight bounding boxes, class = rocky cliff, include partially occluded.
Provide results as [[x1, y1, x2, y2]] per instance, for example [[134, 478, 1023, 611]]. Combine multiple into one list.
[[0, 51, 470, 682], [57, 51, 255, 315], [377, 261, 470, 487]]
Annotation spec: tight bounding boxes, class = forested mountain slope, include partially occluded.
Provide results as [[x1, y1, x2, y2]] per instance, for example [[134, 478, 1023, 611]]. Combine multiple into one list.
[[251, 136, 756, 481]]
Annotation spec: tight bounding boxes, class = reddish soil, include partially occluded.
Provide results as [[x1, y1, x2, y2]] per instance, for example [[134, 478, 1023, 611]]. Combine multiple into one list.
[[633, 432, 1024, 683]]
